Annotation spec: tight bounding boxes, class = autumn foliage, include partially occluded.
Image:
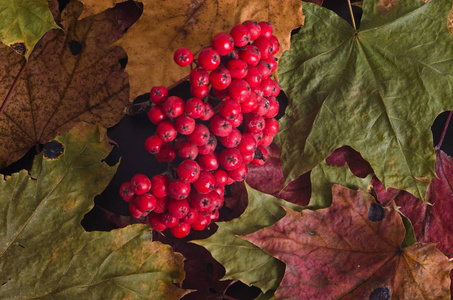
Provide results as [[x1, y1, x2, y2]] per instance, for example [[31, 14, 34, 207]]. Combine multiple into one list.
[[0, 0, 452, 299]]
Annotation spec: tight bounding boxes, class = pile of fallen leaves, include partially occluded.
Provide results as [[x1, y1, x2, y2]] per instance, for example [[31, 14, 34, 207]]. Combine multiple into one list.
[[0, 0, 451, 299]]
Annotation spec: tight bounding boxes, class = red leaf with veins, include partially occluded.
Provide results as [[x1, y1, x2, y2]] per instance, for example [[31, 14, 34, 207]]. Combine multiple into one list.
[[243, 185, 453, 299], [325, 146, 373, 178], [246, 143, 310, 206]]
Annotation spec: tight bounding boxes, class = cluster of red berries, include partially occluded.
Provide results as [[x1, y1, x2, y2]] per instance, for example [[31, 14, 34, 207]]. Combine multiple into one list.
[[119, 20, 280, 238]]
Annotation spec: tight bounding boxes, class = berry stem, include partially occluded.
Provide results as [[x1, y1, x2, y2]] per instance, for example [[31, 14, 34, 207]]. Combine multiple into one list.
[[347, 0, 357, 31], [436, 110, 452, 151]]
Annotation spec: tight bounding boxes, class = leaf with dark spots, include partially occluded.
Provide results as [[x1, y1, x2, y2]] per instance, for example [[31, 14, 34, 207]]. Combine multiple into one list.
[[0, 123, 189, 299], [368, 202, 385, 222], [0, 0, 140, 168], [243, 185, 453, 299]]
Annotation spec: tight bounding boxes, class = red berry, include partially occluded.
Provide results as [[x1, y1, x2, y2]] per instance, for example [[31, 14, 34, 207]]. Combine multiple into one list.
[[231, 112, 243, 127], [243, 66, 262, 88], [257, 60, 273, 79], [209, 67, 232, 90], [154, 143, 176, 162], [198, 134, 217, 155], [253, 97, 270, 116], [169, 179, 191, 200], [213, 169, 228, 187], [210, 210, 220, 222], [191, 213, 211, 230], [150, 86, 168, 104], [219, 148, 243, 171], [168, 199, 190, 218], [170, 222, 191, 238], [264, 56, 278, 72], [145, 135, 163, 154], [219, 98, 242, 120], [161, 212, 179, 228], [264, 96, 279, 118], [154, 196, 169, 214], [150, 175, 170, 198], [198, 153, 219, 171], [185, 97, 205, 118], [251, 145, 268, 166], [242, 20, 261, 41], [198, 48, 221, 70], [244, 114, 265, 134], [258, 22, 273, 39], [241, 93, 259, 113], [269, 35, 280, 55], [190, 68, 210, 88], [252, 36, 273, 59], [174, 48, 193, 67], [237, 133, 257, 155], [119, 181, 135, 202], [210, 115, 233, 137], [239, 45, 261, 66], [200, 102, 215, 121], [190, 85, 210, 99], [227, 163, 248, 182], [188, 123, 210, 146], [211, 32, 234, 56], [260, 134, 273, 146], [229, 79, 251, 102], [163, 96, 185, 118], [148, 105, 166, 125], [176, 115, 196, 135], [129, 202, 145, 218], [229, 24, 250, 47], [271, 79, 281, 97], [263, 117, 279, 136], [134, 192, 157, 213], [260, 77, 275, 97], [242, 152, 254, 164], [181, 208, 198, 224], [212, 87, 229, 99], [178, 141, 199, 160], [192, 170, 215, 194], [156, 120, 177, 142], [148, 212, 167, 231], [177, 159, 201, 183], [130, 174, 151, 195], [227, 59, 248, 79], [219, 127, 242, 148], [189, 191, 215, 212]]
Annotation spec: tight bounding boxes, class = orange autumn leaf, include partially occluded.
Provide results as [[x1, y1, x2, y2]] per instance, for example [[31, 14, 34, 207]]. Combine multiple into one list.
[[243, 185, 453, 299], [114, 0, 304, 100]]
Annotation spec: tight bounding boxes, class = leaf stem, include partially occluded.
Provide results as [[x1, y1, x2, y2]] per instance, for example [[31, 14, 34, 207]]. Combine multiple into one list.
[[435, 111, 452, 150], [347, 0, 357, 31], [0, 61, 28, 116]]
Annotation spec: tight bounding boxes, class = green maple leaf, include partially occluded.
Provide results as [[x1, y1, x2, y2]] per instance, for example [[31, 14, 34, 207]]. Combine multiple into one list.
[[276, 0, 453, 201], [0, 0, 60, 58], [0, 123, 189, 299]]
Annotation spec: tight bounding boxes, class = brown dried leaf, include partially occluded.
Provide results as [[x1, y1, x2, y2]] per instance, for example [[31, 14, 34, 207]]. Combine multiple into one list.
[[0, 1, 131, 168], [114, 0, 304, 99]]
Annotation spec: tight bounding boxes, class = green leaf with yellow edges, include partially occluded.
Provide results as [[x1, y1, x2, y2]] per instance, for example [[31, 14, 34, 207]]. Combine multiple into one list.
[[0, 123, 189, 299], [0, 0, 60, 58]]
